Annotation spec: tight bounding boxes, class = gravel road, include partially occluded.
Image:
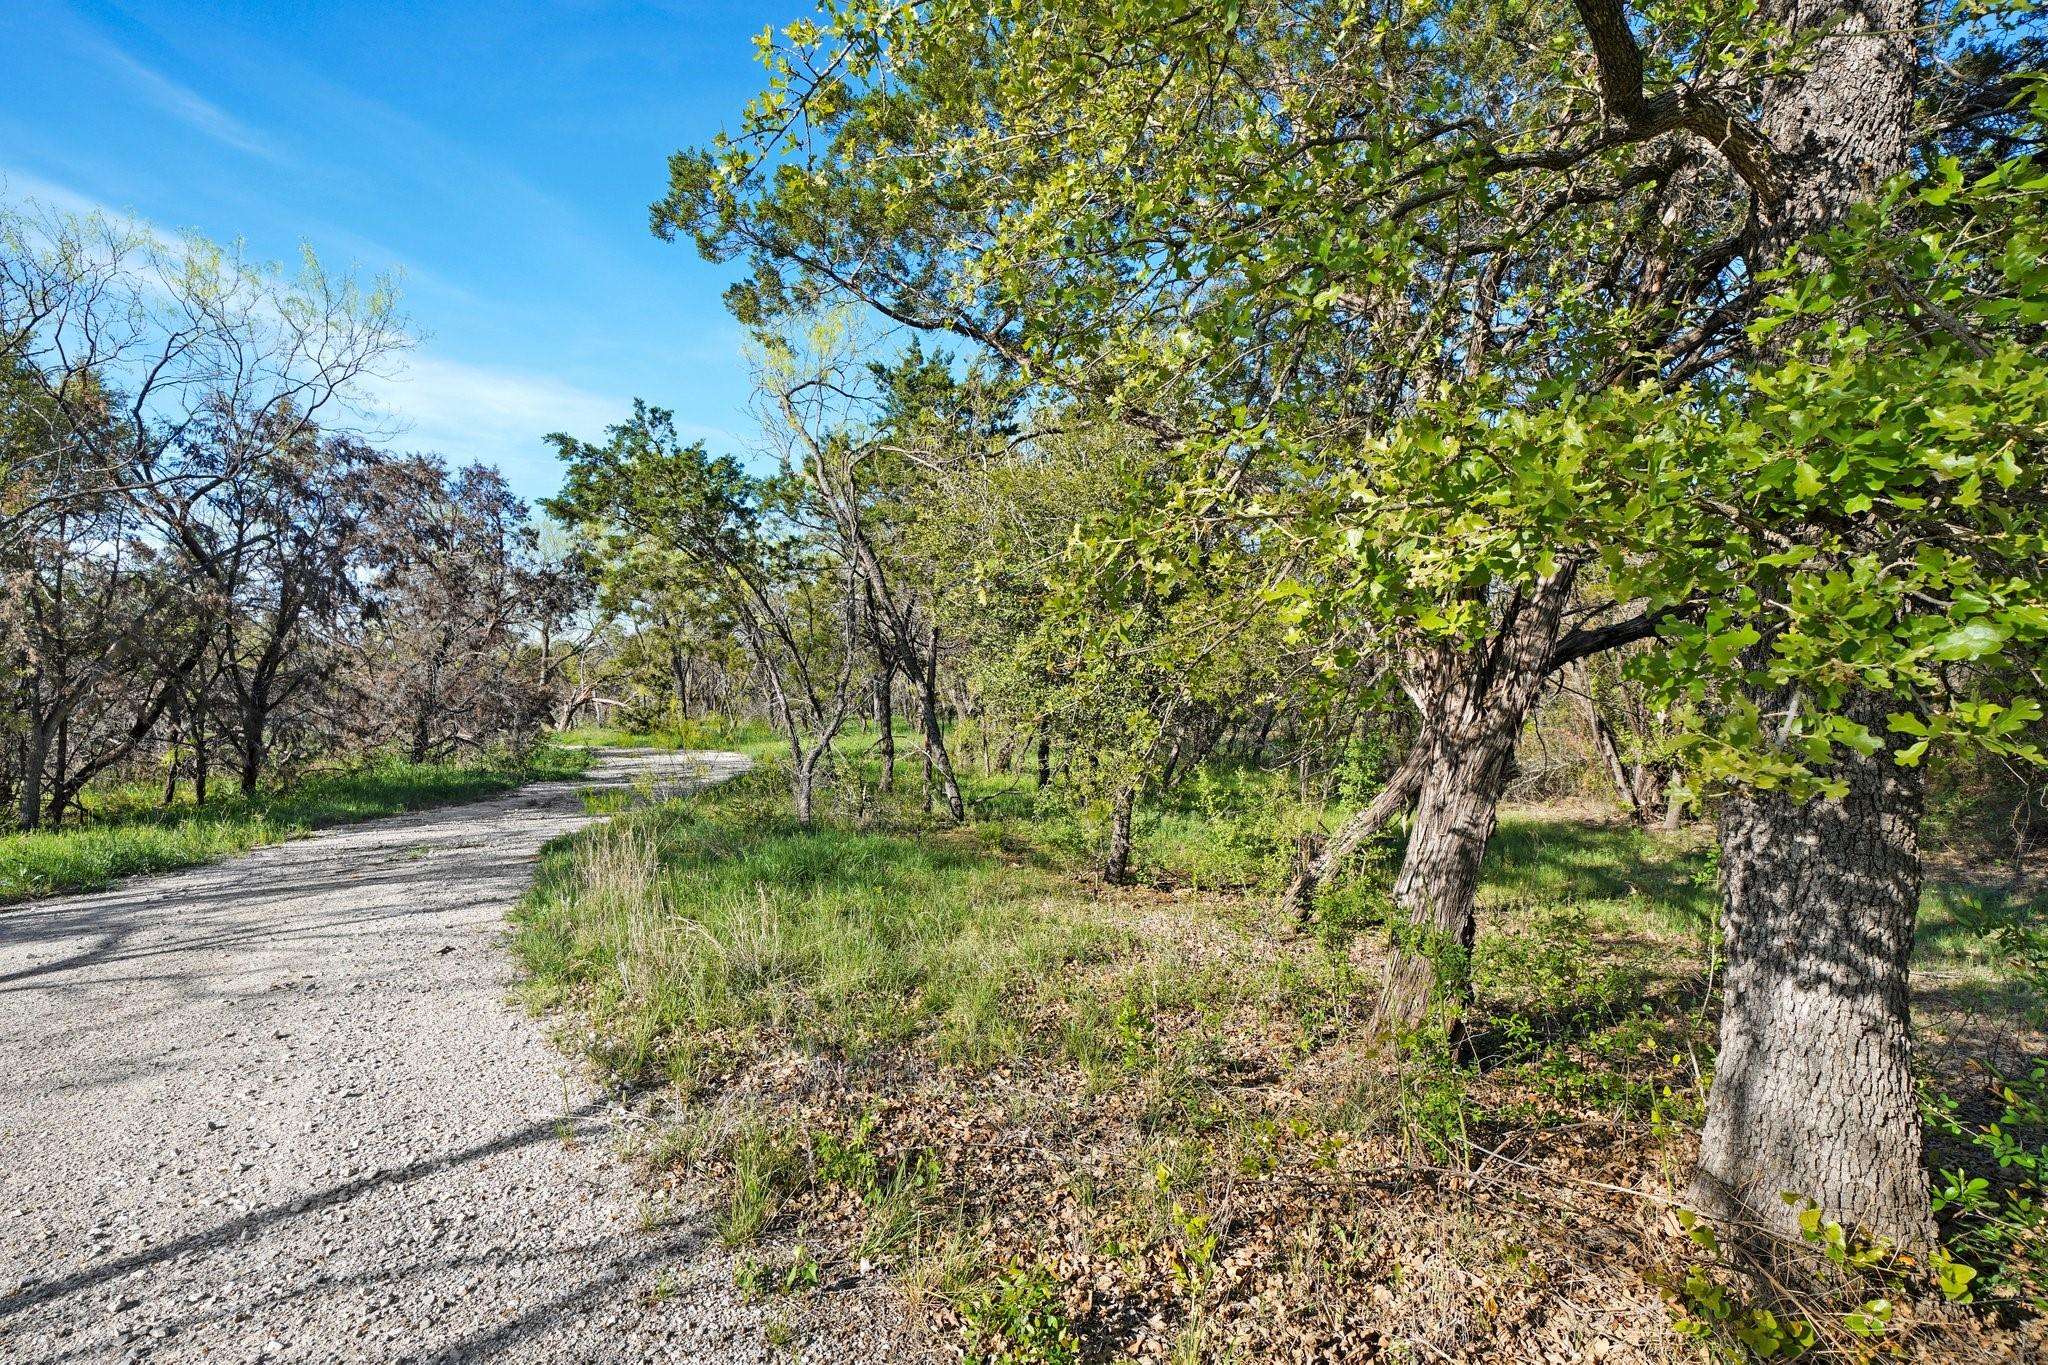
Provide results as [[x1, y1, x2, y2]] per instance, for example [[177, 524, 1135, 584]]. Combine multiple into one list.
[[0, 750, 916, 1364]]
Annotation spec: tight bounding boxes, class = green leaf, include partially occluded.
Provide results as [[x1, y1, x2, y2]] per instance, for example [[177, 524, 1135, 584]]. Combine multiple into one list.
[[1706, 626, 1762, 668], [1931, 621, 2009, 661]]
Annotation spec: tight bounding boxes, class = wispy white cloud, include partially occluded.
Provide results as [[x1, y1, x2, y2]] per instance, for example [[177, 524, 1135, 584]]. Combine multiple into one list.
[[363, 352, 739, 500], [0, 166, 129, 221], [88, 40, 286, 164]]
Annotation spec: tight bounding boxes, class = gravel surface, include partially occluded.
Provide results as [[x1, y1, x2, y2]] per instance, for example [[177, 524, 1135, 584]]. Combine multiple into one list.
[[0, 750, 919, 1364]]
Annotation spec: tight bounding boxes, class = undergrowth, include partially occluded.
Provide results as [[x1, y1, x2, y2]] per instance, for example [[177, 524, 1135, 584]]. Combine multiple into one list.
[[515, 747, 2046, 1362]]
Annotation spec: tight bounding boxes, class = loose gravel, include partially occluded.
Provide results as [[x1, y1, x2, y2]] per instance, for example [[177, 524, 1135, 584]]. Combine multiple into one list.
[[0, 750, 919, 1364]]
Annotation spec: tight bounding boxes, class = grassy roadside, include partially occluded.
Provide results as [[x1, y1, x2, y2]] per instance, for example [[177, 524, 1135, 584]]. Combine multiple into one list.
[[0, 744, 592, 907], [514, 750, 2047, 1363], [557, 716, 787, 758]]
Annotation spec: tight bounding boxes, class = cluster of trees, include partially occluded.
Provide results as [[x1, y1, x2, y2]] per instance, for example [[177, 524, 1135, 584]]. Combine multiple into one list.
[[1, 208, 590, 828], [544, 0, 2048, 1261]]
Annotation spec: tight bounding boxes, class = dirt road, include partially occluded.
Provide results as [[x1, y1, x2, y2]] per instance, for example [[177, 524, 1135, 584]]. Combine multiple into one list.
[[0, 750, 899, 1364]]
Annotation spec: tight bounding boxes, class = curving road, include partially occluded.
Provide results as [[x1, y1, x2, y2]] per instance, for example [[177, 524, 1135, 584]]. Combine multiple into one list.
[[0, 750, 907, 1364]]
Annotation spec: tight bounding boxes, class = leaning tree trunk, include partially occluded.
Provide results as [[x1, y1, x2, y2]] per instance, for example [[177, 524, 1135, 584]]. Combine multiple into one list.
[[162, 698, 182, 808], [1369, 570, 1578, 1044], [916, 626, 966, 821], [1685, 0, 1930, 1251], [1276, 740, 1428, 925], [1570, 661, 1642, 821]]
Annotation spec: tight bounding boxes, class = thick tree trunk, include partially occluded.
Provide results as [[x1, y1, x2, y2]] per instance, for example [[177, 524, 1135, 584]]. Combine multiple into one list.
[[1103, 785, 1136, 884], [792, 743, 818, 824], [1630, 760, 1669, 822], [238, 699, 268, 797], [1373, 727, 1517, 1048], [18, 714, 46, 833], [1687, 0, 1928, 1251], [1693, 692, 1933, 1250], [1369, 570, 1578, 1042]]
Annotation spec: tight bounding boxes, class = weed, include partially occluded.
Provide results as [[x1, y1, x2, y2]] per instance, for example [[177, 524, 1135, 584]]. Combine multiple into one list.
[[955, 1262, 1080, 1365], [720, 1121, 802, 1247]]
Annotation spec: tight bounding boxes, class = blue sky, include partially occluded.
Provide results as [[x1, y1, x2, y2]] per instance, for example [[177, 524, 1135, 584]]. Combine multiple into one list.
[[0, 0, 787, 503]]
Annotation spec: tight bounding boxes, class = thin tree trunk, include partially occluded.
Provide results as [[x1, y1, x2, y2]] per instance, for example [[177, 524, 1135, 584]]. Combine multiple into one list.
[[50, 711, 69, 828], [874, 661, 896, 790], [669, 640, 692, 719], [1035, 730, 1051, 790], [162, 698, 182, 808], [1570, 661, 1642, 821], [193, 705, 209, 806], [1103, 785, 1136, 884], [917, 625, 965, 821], [1277, 740, 1428, 924]]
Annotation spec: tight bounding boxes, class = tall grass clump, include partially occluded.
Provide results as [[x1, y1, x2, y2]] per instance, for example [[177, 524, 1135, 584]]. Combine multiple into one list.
[[513, 763, 1123, 1082]]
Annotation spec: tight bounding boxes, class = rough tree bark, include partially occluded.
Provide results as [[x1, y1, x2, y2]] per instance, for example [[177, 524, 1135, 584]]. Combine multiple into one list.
[[238, 688, 271, 797], [1697, 695, 1932, 1247], [1103, 784, 1137, 885], [1568, 0, 1930, 1251], [18, 710, 47, 832], [1687, 0, 1931, 1250], [1371, 570, 1581, 1042]]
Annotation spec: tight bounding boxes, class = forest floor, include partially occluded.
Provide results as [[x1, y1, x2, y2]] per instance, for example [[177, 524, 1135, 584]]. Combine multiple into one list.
[[515, 743, 2048, 1364], [0, 748, 929, 1365]]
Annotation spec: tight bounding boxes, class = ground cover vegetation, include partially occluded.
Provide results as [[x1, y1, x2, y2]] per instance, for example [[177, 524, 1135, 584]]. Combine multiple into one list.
[[515, 0, 2048, 1358], [0, 746, 589, 904]]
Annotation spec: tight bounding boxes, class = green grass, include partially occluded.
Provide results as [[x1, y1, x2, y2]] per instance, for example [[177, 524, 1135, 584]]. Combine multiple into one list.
[[0, 744, 591, 906], [513, 760, 1125, 1085], [556, 715, 785, 756], [514, 740, 2048, 1360]]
